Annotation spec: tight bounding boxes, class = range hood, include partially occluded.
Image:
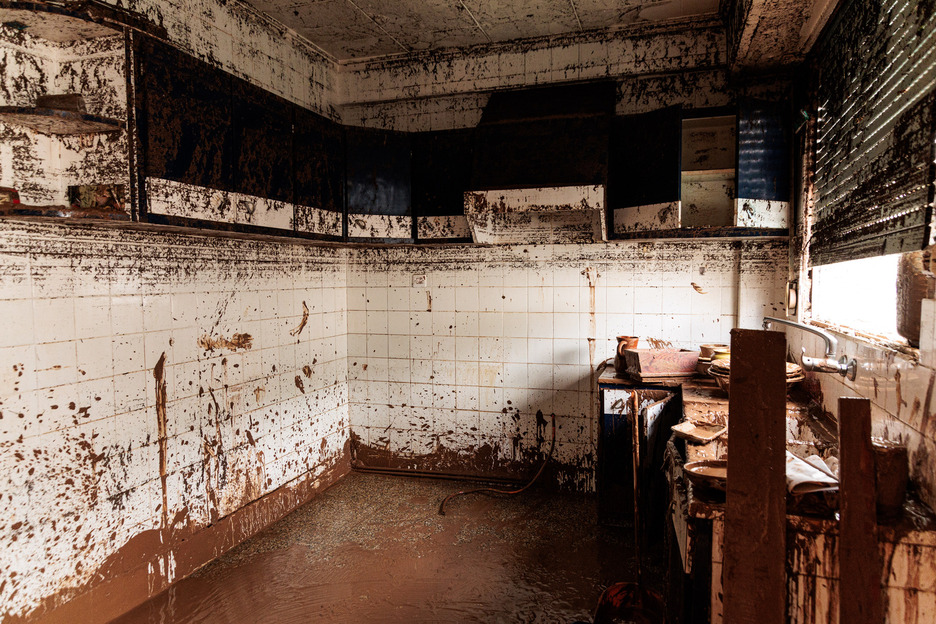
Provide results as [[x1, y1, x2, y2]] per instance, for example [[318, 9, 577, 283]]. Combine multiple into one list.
[[466, 82, 614, 244], [464, 185, 606, 244]]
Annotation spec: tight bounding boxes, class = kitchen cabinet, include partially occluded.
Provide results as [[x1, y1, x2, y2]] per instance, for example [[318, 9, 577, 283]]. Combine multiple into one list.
[[597, 371, 682, 536], [608, 102, 791, 238]]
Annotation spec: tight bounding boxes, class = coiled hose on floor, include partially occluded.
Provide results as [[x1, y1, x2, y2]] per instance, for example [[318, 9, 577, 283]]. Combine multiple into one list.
[[438, 413, 556, 515]]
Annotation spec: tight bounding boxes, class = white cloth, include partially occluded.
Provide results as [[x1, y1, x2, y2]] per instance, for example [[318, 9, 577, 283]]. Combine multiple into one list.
[[786, 451, 839, 495]]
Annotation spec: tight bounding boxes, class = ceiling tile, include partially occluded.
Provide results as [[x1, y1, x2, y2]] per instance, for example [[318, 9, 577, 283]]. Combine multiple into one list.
[[245, 0, 720, 61]]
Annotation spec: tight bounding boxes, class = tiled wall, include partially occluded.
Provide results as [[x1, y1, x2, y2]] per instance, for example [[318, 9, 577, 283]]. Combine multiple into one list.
[[338, 19, 725, 106], [336, 21, 728, 132], [0, 220, 350, 621], [347, 238, 788, 490], [786, 326, 936, 512]]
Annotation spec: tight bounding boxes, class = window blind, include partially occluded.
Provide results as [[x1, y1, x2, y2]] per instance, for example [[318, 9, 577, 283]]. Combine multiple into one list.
[[809, 0, 936, 266]]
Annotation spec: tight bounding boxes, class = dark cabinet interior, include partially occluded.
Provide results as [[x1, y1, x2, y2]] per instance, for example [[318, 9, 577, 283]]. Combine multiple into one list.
[[140, 40, 234, 192], [345, 127, 411, 217], [233, 82, 294, 203], [411, 129, 474, 217], [608, 106, 682, 211]]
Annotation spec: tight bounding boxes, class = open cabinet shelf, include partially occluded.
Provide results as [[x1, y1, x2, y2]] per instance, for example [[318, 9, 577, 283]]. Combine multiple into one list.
[[0, 106, 123, 135]]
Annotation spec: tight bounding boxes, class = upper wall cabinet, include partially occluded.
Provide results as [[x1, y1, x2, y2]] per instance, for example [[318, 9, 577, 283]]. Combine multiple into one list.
[[345, 127, 412, 240], [137, 37, 344, 238], [608, 103, 791, 237], [233, 81, 294, 204], [681, 115, 736, 228], [736, 99, 791, 228], [609, 106, 682, 234], [294, 107, 345, 225], [411, 129, 474, 241]]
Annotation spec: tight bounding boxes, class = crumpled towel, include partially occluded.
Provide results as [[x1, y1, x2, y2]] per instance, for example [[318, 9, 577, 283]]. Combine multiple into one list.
[[786, 451, 839, 496]]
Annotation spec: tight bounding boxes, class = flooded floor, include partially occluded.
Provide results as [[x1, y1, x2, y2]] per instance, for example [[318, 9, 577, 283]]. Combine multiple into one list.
[[110, 472, 645, 624]]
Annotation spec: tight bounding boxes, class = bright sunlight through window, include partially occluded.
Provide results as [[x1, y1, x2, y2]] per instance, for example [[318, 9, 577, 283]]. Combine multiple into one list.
[[811, 254, 899, 338]]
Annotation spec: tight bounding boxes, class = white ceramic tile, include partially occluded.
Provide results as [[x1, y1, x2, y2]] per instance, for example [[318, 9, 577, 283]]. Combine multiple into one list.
[[32, 298, 76, 344]]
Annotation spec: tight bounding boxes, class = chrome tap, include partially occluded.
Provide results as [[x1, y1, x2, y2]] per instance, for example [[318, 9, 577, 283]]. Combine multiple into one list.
[[762, 316, 858, 381]]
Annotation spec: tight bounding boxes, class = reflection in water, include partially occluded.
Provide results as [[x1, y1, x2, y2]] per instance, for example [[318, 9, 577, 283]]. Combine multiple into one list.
[[112, 473, 639, 624]]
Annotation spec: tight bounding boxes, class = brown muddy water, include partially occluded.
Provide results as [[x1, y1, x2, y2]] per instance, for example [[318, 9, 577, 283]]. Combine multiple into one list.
[[110, 472, 643, 623]]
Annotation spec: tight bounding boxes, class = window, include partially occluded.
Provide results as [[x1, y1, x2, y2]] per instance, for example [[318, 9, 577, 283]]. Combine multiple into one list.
[[811, 254, 899, 338]]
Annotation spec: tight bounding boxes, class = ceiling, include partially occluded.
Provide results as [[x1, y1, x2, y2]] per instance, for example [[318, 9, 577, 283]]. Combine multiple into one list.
[[245, 0, 721, 62]]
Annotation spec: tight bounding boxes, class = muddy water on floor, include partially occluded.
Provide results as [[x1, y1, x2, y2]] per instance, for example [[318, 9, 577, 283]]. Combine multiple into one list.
[[111, 474, 636, 623]]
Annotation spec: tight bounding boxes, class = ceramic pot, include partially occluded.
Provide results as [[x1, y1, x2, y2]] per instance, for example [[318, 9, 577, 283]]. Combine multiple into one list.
[[614, 336, 639, 375]]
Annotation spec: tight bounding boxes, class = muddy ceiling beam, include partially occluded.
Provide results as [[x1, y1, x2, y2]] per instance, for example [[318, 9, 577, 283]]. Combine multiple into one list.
[[725, 0, 839, 72]]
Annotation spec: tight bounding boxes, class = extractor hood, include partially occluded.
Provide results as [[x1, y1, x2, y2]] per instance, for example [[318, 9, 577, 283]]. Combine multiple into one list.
[[464, 185, 606, 244]]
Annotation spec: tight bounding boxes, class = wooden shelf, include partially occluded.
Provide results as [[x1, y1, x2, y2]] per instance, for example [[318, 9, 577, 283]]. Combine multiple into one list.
[[0, 107, 123, 135]]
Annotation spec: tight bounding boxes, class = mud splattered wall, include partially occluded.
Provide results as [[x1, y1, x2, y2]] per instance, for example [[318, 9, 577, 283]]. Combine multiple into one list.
[[119, 0, 336, 118], [337, 19, 728, 131], [347, 239, 787, 490], [0, 29, 127, 206], [784, 329, 936, 514], [0, 220, 350, 623]]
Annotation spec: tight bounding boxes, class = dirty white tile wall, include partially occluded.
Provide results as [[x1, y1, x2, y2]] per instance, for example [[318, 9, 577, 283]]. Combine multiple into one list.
[[0, 30, 128, 206], [0, 220, 350, 621], [347, 239, 787, 490], [125, 0, 336, 117], [787, 328, 936, 512]]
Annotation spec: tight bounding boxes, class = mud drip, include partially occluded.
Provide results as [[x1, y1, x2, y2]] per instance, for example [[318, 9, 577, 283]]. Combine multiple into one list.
[[110, 472, 637, 624]]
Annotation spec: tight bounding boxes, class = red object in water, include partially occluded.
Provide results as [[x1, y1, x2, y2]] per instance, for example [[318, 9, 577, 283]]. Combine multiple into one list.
[[0, 187, 20, 204]]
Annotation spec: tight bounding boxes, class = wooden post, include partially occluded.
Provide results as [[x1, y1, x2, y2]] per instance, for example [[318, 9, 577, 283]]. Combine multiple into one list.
[[723, 328, 787, 624], [838, 397, 883, 624]]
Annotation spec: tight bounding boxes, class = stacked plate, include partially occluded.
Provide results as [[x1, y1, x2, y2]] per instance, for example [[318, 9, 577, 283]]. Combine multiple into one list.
[[708, 359, 804, 394], [696, 344, 729, 376]]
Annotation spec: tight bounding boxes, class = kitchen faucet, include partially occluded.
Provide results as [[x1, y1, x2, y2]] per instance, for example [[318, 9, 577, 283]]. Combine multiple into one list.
[[762, 316, 858, 381]]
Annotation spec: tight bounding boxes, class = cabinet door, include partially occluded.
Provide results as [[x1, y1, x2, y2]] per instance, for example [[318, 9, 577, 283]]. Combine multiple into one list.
[[736, 99, 790, 227], [233, 80, 294, 204], [411, 129, 473, 217], [294, 108, 345, 237], [140, 39, 234, 192], [608, 106, 681, 235], [345, 127, 411, 217]]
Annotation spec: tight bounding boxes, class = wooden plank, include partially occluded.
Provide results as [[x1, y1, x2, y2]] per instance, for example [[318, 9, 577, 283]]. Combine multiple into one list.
[[723, 328, 787, 624], [838, 397, 883, 624]]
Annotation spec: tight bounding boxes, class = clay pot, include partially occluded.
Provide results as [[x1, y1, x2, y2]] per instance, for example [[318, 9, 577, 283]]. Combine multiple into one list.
[[711, 348, 730, 361], [700, 343, 728, 359], [614, 336, 638, 375]]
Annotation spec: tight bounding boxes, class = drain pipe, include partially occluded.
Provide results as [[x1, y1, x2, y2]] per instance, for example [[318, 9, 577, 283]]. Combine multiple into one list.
[[438, 413, 557, 516]]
